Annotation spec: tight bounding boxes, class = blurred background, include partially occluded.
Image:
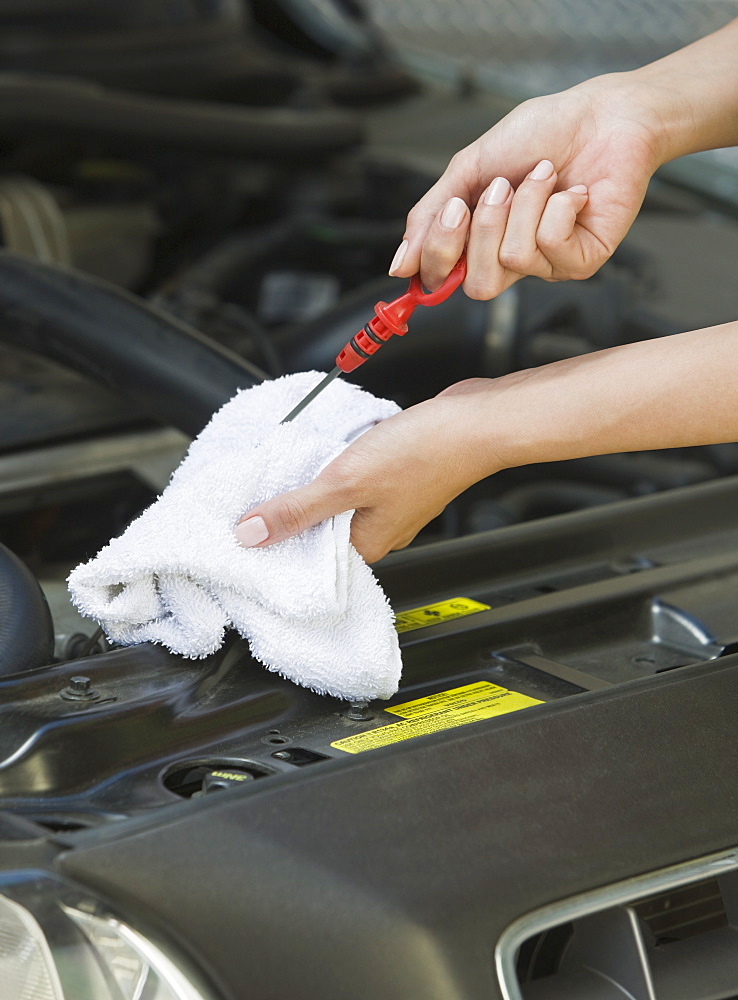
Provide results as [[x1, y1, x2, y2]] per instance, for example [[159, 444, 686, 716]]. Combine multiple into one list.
[[370, 0, 738, 202], [371, 0, 736, 92], [369, 0, 738, 325]]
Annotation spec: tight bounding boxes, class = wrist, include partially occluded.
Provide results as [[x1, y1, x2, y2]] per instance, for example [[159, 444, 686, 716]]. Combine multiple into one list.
[[469, 369, 559, 471], [624, 64, 702, 166], [570, 71, 675, 171], [467, 359, 632, 471], [431, 380, 511, 482]]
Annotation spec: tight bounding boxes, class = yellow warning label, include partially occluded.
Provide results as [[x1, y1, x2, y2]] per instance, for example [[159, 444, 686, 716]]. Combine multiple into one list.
[[394, 597, 491, 633], [331, 681, 542, 754]]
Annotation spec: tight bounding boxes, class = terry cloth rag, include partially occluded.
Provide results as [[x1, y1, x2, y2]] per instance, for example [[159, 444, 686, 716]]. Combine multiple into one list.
[[68, 372, 403, 701]]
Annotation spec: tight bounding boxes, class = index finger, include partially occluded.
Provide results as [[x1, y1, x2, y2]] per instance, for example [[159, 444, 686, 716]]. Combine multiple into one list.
[[390, 141, 484, 279]]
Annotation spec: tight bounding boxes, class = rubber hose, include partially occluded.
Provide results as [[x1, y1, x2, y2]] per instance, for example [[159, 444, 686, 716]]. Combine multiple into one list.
[[0, 73, 363, 159], [152, 223, 301, 378], [0, 543, 54, 675], [0, 251, 266, 436], [156, 218, 405, 305], [157, 223, 298, 303]]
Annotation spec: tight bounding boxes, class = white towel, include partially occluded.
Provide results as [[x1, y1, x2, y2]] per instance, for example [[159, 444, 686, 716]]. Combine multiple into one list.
[[67, 372, 403, 701]]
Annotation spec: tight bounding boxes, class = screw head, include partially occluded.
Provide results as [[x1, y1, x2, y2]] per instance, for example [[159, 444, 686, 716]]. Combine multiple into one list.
[[60, 675, 99, 701]]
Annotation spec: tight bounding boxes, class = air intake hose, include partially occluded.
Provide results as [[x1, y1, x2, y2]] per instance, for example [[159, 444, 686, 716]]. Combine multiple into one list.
[[0, 251, 265, 436], [0, 73, 363, 159]]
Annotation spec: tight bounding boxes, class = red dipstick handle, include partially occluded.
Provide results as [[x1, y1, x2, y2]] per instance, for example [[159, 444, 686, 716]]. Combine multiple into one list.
[[335, 255, 467, 373]]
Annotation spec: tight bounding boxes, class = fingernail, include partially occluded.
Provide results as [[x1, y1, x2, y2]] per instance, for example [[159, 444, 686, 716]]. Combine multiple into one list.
[[530, 159, 554, 181], [440, 196, 467, 230], [235, 515, 269, 548], [388, 240, 408, 275], [568, 184, 588, 195], [483, 176, 511, 206]]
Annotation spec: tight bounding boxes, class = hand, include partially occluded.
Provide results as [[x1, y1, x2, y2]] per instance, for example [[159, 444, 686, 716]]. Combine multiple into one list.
[[389, 75, 664, 297], [234, 380, 505, 564]]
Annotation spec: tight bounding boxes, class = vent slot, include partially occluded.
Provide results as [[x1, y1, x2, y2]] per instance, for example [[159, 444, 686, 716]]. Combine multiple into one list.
[[498, 852, 738, 1000]]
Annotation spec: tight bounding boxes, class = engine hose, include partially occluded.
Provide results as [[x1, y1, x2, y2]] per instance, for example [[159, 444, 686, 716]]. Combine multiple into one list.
[[156, 218, 405, 308], [152, 223, 301, 378], [0, 251, 265, 436], [276, 276, 490, 406], [0, 543, 54, 675], [0, 73, 363, 159], [156, 223, 298, 306]]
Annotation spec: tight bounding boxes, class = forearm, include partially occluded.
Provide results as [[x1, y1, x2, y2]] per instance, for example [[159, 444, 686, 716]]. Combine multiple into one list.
[[592, 18, 738, 165], [473, 322, 738, 471]]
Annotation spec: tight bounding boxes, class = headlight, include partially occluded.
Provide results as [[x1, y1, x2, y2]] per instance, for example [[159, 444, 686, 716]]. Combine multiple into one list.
[[0, 871, 218, 1000]]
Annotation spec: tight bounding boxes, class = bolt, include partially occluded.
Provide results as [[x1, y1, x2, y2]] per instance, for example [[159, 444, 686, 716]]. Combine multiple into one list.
[[272, 751, 292, 760], [60, 675, 99, 701], [345, 701, 373, 721]]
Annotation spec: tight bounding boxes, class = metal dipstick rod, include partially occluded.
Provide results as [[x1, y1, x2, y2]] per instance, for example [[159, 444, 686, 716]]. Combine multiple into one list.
[[281, 366, 341, 424]]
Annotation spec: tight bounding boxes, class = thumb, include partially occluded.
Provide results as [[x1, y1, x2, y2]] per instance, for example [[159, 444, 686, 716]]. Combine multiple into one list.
[[234, 480, 348, 549]]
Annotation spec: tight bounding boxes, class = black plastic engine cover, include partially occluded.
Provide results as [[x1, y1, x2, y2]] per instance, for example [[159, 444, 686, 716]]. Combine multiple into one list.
[[57, 654, 738, 1000]]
